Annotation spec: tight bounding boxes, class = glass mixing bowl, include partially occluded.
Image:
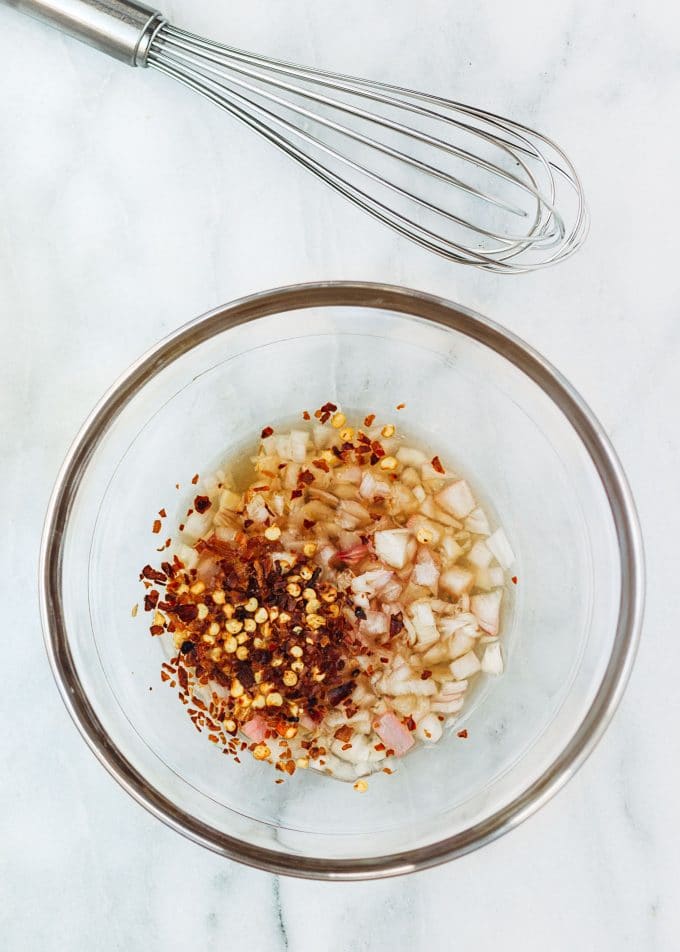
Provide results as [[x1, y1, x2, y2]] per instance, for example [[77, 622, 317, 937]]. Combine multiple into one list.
[[40, 283, 644, 880]]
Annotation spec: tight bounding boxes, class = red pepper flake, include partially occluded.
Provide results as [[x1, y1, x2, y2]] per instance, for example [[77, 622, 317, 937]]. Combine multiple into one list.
[[370, 453, 379, 466], [158, 508, 167, 518], [144, 590, 159, 612], [252, 486, 270, 493], [382, 768, 394, 775], [191, 473, 199, 485], [175, 483, 180, 490], [512, 576, 518, 585], [261, 426, 274, 439], [303, 519, 316, 530], [457, 729, 468, 739], [319, 401, 337, 414], [178, 523, 185, 532], [431, 455, 445, 475], [302, 410, 311, 420], [141, 565, 167, 584], [374, 742, 386, 751], [371, 441, 385, 458], [312, 458, 330, 473], [152, 519, 162, 534], [150, 625, 164, 636], [405, 716, 416, 731], [364, 413, 375, 427], [420, 669, 432, 680], [298, 470, 315, 486], [194, 495, 211, 514], [291, 489, 302, 499], [396, 403, 406, 410], [170, 602, 198, 623]]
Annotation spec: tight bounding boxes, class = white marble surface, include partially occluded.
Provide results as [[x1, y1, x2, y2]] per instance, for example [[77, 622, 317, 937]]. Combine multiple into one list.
[[1, 0, 678, 948]]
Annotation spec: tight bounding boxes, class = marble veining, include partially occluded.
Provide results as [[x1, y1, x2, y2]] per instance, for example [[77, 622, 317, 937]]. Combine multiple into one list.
[[1, 0, 678, 949]]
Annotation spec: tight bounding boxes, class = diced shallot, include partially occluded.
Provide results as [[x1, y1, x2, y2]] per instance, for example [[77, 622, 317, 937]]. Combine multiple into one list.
[[465, 507, 491, 535], [396, 447, 427, 466], [334, 542, 371, 566], [242, 715, 268, 743], [362, 611, 389, 635], [467, 539, 493, 568], [409, 599, 439, 647], [471, 589, 502, 636], [450, 650, 482, 680], [373, 712, 415, 756], [449, 629, 477, 659], [413, 547, 440, 590], [482, 642, 504, 675], [350, 568, 393, 596], [436, 479, 476, 519], [440, 566, 475, 597], [415, 712, 443, 743], [374, 529, 411, 569], [486, 528, 516, 570]]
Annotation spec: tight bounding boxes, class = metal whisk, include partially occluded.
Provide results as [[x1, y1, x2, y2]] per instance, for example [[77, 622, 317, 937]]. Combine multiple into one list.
[[3, 0, 588, 272]]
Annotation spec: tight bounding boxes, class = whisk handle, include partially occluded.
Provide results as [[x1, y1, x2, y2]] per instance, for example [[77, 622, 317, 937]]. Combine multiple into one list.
[[1, 0, 165, 65]]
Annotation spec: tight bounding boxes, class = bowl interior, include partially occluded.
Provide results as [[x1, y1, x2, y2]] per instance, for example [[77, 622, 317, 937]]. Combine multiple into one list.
[[48, 287, 636, 873]]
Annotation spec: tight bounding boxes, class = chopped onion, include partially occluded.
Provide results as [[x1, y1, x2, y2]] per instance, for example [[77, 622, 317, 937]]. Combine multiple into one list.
[[175, 543, 199, 571], [183, 510, 212, 540], [373, 712, 415, 756], [351, 568, 393, 596], [437, 613, 477, 636], [441, 533, 463, 562], [413, 547, 440, 590], [374, 528, 411, 569], [449, 629, 477, 660], [436, 480, 476, 519], [440, 566, 475, 597], [482, 642, 504, 675], [465, 507, 491, 536], [486, 528, 516, 570], [450, 650, 482, 680], [219, 488, 242, 512], [489, 566, 505, 587], [467, 539, 493, 568], [415, 712, 443, 743], [290, 429, 310, 462], [359, 471, 378, 500], [396, 446, 427, 466], [380, 579, 404, 602], [471, 589, 502, 636], [409, 600, 439, 647], [334, 465, 363, 485], [431, 696, 465, 714], [362, 611, 388, 635]]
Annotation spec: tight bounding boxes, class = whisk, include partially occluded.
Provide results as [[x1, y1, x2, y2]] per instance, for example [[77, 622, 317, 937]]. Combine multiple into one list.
[[3, 0, 588, 272]]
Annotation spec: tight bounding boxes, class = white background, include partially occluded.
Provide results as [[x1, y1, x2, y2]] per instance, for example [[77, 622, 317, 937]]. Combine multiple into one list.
[[1, 0, 678, 949]]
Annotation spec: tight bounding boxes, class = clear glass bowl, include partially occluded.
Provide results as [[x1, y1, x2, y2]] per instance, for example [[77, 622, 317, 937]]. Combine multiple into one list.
[[40, 283, 644, 880]]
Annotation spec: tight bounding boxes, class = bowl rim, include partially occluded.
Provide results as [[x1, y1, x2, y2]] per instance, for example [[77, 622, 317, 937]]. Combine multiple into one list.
[[40, 281, 644, 880]]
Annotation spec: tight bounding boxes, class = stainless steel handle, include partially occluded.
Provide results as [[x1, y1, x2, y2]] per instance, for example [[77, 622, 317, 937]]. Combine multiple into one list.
[[1, 0, 165, 65]]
